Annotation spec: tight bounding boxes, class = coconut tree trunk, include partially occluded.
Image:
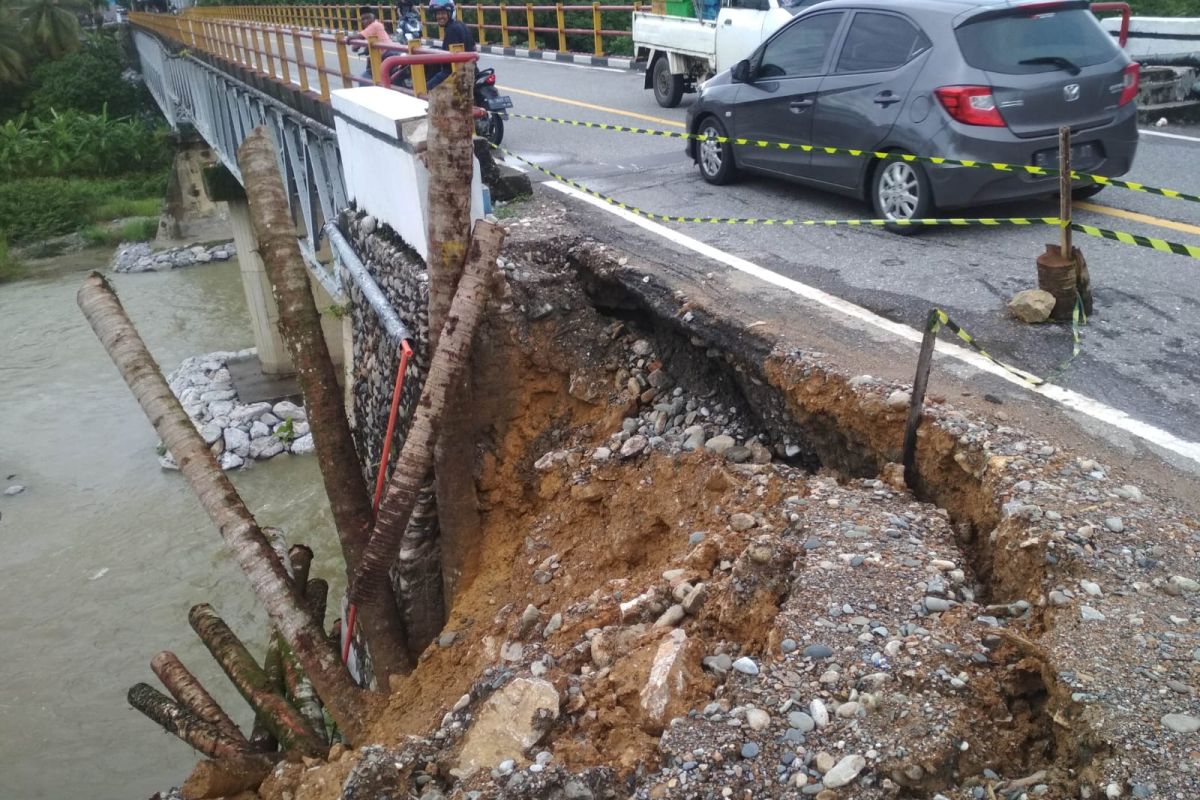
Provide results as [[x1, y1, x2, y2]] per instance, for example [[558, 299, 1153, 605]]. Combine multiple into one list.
[[351, 221, 505, 606], [426, 65, 476, 353], [237, 127, 411, 681], [77, 272, 367, 742], [128, 683, 253, 760], [189, 604, 327, 756], [150, 651, 249, 748]]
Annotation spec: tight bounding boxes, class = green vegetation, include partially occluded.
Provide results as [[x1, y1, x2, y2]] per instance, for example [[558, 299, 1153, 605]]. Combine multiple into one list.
[[82, 216, 161, 247], [0, 20, 171, 256], [493, 193, 533, 220], [0, 237, 25, 283], [1128, 0, 1194, 14], [0, 108, 171, 180], [0, 175, 167, 243]]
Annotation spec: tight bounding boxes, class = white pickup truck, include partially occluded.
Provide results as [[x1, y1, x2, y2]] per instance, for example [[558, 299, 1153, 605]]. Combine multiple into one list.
[[633, 0, 810, 107]]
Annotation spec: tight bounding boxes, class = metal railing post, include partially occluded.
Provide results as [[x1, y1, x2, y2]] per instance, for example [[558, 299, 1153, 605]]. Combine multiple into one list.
[[477, 3, 486, 45], [369, 41, 384, 84], [408, 39, 428, 94], [293, 28, 311, 93], [556, 3, 566, 51], [276, 29, 291, 85], [593, 2, 602, 56], [526, 2, 535, 49], [312, 29, 332, 99], [334, 32, 354, 88], [500, 4, 510, 46]]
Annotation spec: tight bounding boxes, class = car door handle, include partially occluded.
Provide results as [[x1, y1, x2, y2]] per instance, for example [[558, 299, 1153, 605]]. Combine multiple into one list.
[[789, 99, 813, 112], [873, 91, 901, 106], [723, 18, 732, 24]]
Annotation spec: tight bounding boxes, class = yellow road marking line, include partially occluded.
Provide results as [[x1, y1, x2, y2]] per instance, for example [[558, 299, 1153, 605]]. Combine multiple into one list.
[[499, 85, 685, 128], [1075, 201, 1200, 237]]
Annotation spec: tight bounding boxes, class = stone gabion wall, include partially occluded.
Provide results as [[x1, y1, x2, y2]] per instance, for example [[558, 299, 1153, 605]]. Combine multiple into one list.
[[340, 211, 431, 491]]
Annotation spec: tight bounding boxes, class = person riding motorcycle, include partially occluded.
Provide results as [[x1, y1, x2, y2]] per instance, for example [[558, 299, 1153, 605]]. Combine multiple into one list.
[[425, 0, 475, 90]]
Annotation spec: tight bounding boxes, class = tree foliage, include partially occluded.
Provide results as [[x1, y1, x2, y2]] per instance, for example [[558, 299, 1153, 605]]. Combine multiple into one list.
[[26, 34, 152, 117]]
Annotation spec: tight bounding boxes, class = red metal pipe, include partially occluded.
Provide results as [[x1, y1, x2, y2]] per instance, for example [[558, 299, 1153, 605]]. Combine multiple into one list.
[[1091, 1, 1130, 48]]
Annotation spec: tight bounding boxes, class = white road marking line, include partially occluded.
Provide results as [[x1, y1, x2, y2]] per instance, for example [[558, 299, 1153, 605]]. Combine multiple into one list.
[[545, 180, 1200, 467], [1140, 129, 1200, 143]]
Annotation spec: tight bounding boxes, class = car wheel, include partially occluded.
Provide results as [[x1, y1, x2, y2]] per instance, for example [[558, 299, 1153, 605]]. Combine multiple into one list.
[[696, 117, 737, 186], [871, 159, 933, 234], [1071, 183, 1105, 200], [653, 56, 684, 109]]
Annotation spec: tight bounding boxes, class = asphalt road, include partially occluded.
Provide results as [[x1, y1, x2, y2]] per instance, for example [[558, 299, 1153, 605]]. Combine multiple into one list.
[[472, 53, 1200, 449]]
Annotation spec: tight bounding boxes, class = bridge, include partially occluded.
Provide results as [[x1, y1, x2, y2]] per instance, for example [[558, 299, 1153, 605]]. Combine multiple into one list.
[[129, 8, 486, 373]]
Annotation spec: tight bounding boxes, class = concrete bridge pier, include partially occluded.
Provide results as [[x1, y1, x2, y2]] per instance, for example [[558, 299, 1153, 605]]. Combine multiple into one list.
[[227, 196, 295, 376]]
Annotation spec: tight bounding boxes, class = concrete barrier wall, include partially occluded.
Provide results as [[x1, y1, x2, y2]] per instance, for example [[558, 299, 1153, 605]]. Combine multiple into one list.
[[1103, 16, 1200, 60]]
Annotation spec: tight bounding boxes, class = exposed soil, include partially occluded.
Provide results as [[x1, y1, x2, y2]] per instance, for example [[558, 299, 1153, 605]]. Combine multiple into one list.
[[179, 204, 1199, 800]]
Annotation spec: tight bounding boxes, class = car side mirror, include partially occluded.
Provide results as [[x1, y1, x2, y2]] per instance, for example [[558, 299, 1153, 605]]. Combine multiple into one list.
[[732, 59, 752, 83]]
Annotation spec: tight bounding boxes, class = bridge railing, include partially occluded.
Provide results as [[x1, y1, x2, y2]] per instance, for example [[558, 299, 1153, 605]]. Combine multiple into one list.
[[184, 2, 642, 58], [131, 12, 477, 101]]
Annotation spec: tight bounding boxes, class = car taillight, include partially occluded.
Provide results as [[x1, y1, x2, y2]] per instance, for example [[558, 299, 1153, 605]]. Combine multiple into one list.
[[1118, 62, 1139, 106], [485, 73, 496, 85], [935, 86, 1006, 127]]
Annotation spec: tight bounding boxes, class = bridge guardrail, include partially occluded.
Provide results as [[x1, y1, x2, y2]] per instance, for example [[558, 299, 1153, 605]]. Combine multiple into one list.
[[131, 13, 477, 101], [184, 2, 641, 58], [183, 2, 1133, 61]]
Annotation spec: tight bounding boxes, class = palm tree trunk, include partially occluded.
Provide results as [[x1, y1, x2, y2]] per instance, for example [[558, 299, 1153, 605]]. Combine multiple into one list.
[[128, 683, 253, 760], [236, 127, 411, 681], [150, 651, 249, 748], [350, 221, 505, 607], [189, 604, 327, 756], [425, 65, 476, 353], [77, 273, 367, 742]]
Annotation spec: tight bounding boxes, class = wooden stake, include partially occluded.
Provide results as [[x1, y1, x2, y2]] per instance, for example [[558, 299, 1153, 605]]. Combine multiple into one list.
[[902, 311, 939, 491], [237, 127, 411, 681], [1059, 126, 1072, 254], [128, 683, 253, 760], [78, 273, 367, 741]]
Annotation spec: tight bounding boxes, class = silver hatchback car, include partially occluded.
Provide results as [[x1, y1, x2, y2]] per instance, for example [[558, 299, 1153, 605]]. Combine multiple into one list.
[[685, 0, 1139, 222]]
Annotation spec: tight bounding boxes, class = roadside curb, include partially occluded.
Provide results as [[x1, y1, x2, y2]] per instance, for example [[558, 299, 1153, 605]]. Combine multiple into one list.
[[473, 42, 643, 71]]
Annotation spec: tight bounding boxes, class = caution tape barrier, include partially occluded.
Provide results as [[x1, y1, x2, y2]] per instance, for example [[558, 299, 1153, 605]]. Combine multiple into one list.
[[930, 295, 1086, 388], [510, 113, 1200, 204], [1070, 222, 1200, 259], [498, 145, 1200, 260]]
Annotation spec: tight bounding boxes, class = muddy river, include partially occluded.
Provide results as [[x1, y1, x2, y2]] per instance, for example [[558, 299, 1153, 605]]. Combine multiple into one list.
[[0, 252, 339, 799]]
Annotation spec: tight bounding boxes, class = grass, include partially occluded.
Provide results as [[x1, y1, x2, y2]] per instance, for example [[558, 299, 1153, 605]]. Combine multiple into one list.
[[90, 197, 164, 221], [493, 194, 533, 220], [82, 217, 161, 247], [0, 237, 24, 283]]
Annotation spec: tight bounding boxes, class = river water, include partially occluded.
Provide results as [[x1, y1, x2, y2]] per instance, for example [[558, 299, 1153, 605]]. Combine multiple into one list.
[[0, 252, 340, 799]]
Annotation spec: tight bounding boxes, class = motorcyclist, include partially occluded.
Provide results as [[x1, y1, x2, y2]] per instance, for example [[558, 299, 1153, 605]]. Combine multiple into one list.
[[356, 7, 390, 81], [425, 0, 475, 90]]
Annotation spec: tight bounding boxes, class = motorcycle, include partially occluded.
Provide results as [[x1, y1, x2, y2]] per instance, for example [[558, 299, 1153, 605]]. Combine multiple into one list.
[[393, 7, 422, 44], [474, 67, 512, 146]]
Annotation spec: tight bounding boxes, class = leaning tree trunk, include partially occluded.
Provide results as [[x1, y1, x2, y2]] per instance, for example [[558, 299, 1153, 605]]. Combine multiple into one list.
[[78, 273, 367, 742], [380, 67, 477, 656], [351, 221, 505, 604], [237, 126, 411, 681]]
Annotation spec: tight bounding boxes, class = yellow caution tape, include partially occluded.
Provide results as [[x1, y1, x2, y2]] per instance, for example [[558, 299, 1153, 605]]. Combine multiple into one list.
[[494, 145, 1057, 227], [1071, 222, 1200, 259], [510, 113, 1200, 204], [930, 294, 1086, 387]]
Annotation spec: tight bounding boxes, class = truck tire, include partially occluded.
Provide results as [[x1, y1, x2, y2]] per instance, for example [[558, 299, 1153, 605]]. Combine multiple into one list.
[[652, 56, 684, 108]]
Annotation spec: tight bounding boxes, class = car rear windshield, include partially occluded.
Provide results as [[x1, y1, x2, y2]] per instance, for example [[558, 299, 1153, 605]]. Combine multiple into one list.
[[955, 8, 1120, 75]]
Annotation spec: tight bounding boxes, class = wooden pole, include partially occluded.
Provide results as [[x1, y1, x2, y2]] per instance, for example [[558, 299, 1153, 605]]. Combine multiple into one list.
[[128, 683, 253, 760], [1059, 125, 1072, 254], [78, 273, 367, 741], [237, 126, 411, 681], [902, 310, 939, 491], [189, 604, 328, 756], [150, 651, 249, 748]]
